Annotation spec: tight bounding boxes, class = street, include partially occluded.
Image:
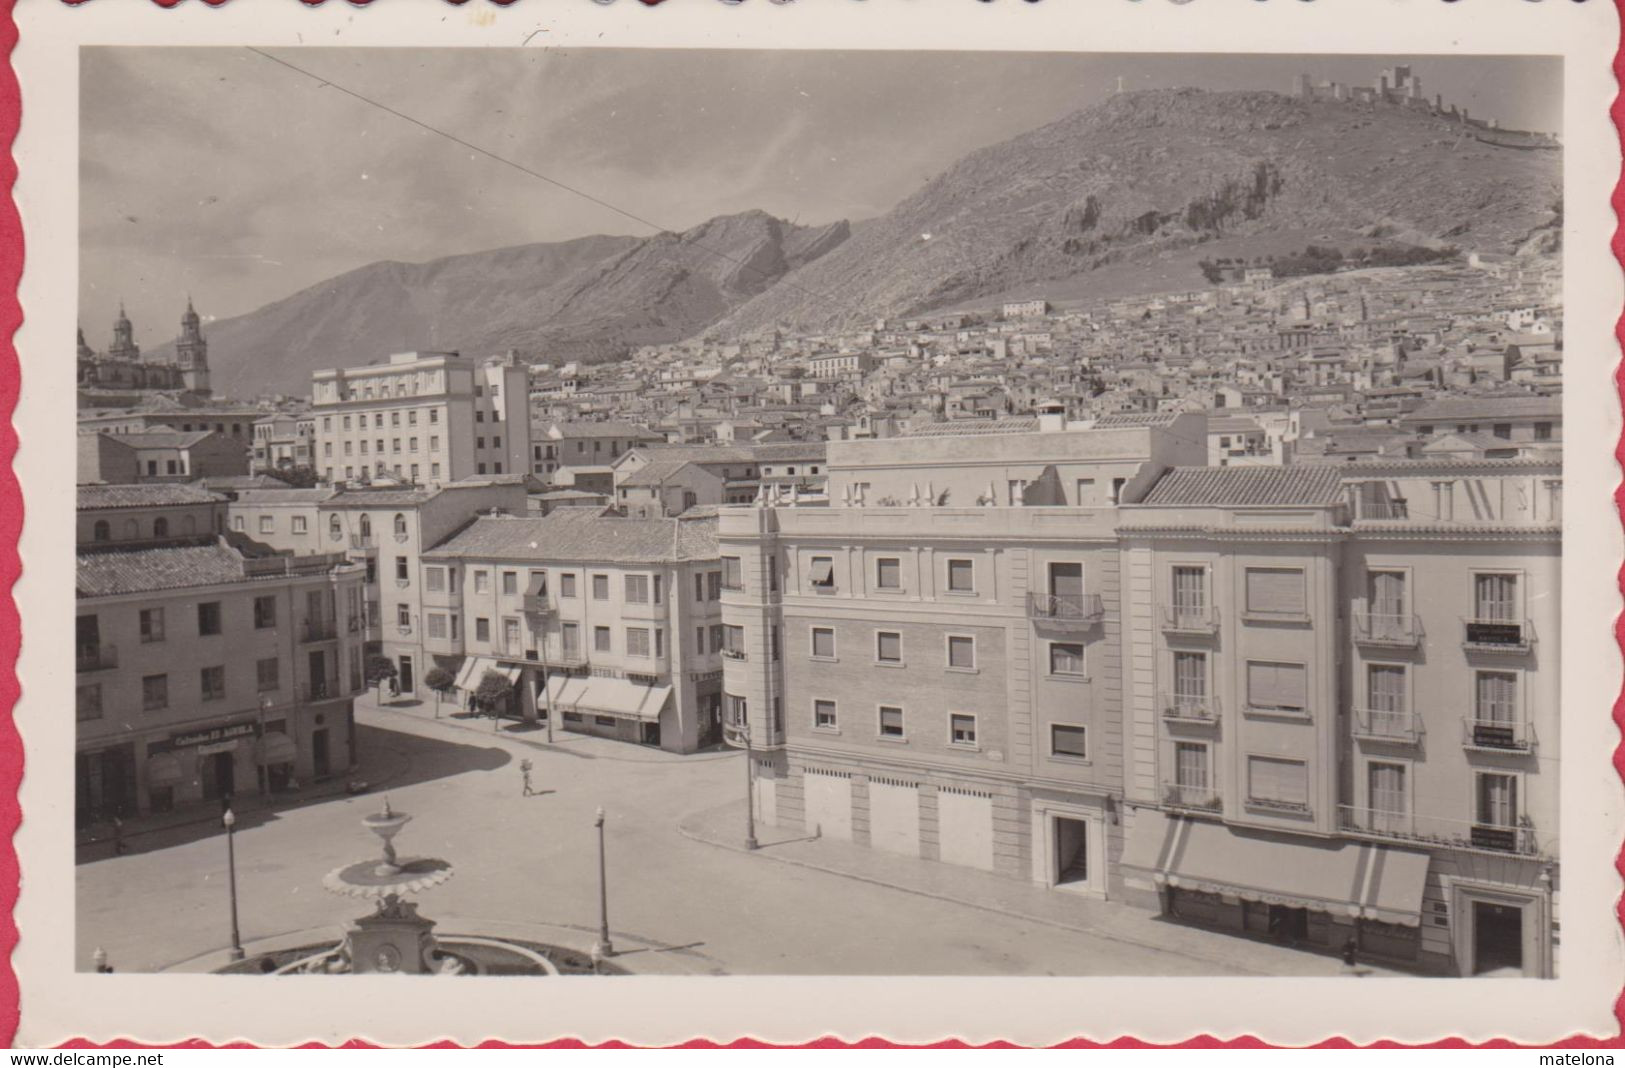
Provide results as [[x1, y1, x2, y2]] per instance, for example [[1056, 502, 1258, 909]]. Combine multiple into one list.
[[78, 701, 1359, 977]]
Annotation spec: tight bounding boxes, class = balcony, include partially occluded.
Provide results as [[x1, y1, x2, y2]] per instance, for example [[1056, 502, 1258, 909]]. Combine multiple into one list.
[[301, 617, 340, 643], [522, 594, 554, 617], [1159, 692, 1220, 725], [1352, 708, 1424, 744], [1159, 779, 1222, 814], [1353, 612, 1423, 649], [721, 647, 749, 662], [1462, 716, 1537, 753], [76, 644, 118, 673], [395, 577, 411, 590], [1354, 497, 1410, 521], [1160, 604, 1219, 636], [1028, 592, 1105, 628], [1337, 805, 1545, 858], [300, 679, 343, 703], [1462, 618, 1533, 653]]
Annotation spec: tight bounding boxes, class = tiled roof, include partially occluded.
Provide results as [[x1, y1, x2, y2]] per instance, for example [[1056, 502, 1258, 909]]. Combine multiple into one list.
[[630, 444, 757, 464], [750, 442, 827, 461], [1140, 465, 1346, 507], [107, 430, 218, 449], [231, 488, 338, 505], [424, 511, 718, 564], [1090, 412, 1184, 428], [903, 417, 1039, 438], [616, 460, 702, 488], [77, 483, 224, 511], [545, 421, 660, 439], [77, 542, 248, 596], [1401, 394, 1561, 422]]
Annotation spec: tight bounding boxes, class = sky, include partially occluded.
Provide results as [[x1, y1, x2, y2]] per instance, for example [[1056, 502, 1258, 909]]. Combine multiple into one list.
[[78, 48, 1562, 350]]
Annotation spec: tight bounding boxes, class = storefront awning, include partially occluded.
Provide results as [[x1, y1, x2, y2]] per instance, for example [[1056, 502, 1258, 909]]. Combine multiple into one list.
[[455, 656, 521, 693], [1121, 809, 1431, 927], [256, 731, 297, 767], [146, 752, 183, 787], [543, 675, 673, 723]]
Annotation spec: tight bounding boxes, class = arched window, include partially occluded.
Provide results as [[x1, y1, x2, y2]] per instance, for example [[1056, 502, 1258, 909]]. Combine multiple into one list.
[[393, 513, 408, 539], [152, 517, 169, 539], [92, 520, 110, 542], [359, 514, 372, 538], [329, 514, 342, 541], [122, 519, 138, 539]]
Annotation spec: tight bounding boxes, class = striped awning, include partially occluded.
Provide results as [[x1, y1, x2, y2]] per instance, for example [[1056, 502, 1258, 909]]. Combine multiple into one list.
[[543, 675, 672, 723], [454, 656, 521, 693]]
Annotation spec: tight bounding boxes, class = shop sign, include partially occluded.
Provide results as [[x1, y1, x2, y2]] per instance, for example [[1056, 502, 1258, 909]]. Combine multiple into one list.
[[196, 740, 240, 757], [170, 721, 260, 750]]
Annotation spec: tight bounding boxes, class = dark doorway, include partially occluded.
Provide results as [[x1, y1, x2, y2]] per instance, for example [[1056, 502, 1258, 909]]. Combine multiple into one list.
[[312, 729, 331, 779], [1054, 817, 1089, 886], [640, 721, 661, 747], [1049, 562, 1084, 601], [398, 655, 415, 694], [75, 745, 136, 826], [201, 750, 235, 803], [1472, 901, 1525, 975], [1269, 905, 1310, 944]]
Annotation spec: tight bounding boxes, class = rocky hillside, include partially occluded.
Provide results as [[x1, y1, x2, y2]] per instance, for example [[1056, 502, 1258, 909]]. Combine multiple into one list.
[[154, 211, 850, 398], [709, 89, 1560, 337]]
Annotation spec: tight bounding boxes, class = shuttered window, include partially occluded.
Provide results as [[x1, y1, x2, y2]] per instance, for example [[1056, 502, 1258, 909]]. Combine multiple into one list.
[[1247, 756, 1308, 806], [879, 706, 904, 737], [1368, 571, 1406, 618], [1245, 568, 1307, 615], [1049, 642, 1085, 676], [947, 635, 976, 669], [876, 631, 902, 663], [810, 557, 835, 589], [1174, 652, 1207, 701], [876, 558, 901, 590], [1367, 665, 1406, 713], [1246, 661, 1308, 712], [721, 557, 743, 590], [811, 627, 835, 659], [814, 700, 837, 729], [1051, 724, 1088, 758], [1172, 566, 1206, 610], [1477, 773, 1518, 827], [1175, 742, 1208, 789], [1369, 762, 1407, 816], [1475, 671, 1517, 724], [947, 559, 975, 592], [1474, 573, 1517, 620]]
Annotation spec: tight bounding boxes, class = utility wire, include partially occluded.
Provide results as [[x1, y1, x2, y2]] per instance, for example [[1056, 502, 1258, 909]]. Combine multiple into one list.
[[245, 46, 853, 322]]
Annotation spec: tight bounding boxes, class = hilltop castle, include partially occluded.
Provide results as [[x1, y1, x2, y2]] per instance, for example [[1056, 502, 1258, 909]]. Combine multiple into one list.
[[1292, 64, 1559, 150], [78, 299, 212, 398]]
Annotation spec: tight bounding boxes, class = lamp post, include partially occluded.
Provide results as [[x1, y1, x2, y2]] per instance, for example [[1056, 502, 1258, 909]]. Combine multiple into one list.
[[592, 806, 613, 963], [723, 716, 759, 851], [223, 807, 244, 961]]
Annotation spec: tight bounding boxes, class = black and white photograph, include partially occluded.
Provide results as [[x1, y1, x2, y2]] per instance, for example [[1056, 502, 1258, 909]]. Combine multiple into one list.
[[16, 0, 1621, 1047]]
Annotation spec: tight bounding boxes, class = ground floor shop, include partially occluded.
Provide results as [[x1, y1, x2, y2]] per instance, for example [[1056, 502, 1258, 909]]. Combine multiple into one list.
[[1116, 805, 1556, 976], [75, 700, 356, 824]]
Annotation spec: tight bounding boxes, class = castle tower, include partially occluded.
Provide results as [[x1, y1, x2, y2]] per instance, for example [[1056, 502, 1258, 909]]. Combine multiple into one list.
[[175, 297, 211, 396], [108, 303, 139, 362]]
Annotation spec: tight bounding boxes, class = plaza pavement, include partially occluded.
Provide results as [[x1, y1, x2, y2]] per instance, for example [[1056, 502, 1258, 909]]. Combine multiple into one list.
[[77, 696, 1393, 978]]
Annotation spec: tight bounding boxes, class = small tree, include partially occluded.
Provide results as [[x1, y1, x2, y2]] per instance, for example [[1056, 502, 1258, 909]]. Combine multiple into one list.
[[365, 655, 398, 701], [472, 669, 515, 730], [423, 666, 456, 718]]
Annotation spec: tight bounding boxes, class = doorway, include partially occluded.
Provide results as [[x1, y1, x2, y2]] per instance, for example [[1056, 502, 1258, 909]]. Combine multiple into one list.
[[312, 729, 331, 779], [1049, 562, 1083, 602], [308, 649, 328, 699], [640, 721, 661, 747], [1269, 905, 1310, 944], [202, 750, 235, 803], [398, 655, 415, 694], [1054, 817, 1089, 886], [1472, 901, 1525, 976]]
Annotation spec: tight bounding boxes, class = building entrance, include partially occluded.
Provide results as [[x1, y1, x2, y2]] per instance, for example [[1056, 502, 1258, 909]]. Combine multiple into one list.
[[313, 729, 331, 779], [398, 654, 415, 694], [1269, 905, 1311, 944], [1472, 901, 1525, 976], [201, 749, 235, 803], [1054, 817, 1089, 887]]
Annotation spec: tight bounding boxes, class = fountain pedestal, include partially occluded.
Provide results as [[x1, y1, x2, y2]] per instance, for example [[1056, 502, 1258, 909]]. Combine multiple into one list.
[[320, 797, 456, 974], [347, 894, 438, 974]]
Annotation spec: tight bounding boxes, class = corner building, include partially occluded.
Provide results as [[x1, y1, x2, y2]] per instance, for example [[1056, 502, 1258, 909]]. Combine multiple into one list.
[[720, 421, 1559, 977]]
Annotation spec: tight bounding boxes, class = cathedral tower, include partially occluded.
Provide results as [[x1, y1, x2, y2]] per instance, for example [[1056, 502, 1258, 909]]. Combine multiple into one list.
[[108, 304, 139, 362], [175, 297, 211, 396]]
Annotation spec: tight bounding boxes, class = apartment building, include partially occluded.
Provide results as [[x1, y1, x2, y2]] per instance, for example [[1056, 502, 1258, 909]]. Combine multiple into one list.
[[719, 426, 1560, 977], [529, 421, 664, 481], [311, 351, 530, 485], [419, 509, 725, 753], [76, 486, 368, 823], [226, 488, 338, 556], [251, 413, 316, 473]]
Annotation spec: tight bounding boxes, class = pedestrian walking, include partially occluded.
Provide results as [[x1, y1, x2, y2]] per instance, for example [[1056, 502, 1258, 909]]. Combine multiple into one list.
[[520, 758, 535, 797], [1341, 935, 1362, 977], [111, 815, 127, 856]]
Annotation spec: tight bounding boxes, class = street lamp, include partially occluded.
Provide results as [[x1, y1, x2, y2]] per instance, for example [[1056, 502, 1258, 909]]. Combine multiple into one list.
[[223, 807, 244, 961], [592, 806, 613, 963], [723, 717, 759, 851]]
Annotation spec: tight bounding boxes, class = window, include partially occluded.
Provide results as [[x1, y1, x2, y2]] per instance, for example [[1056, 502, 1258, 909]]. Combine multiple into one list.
[[76, 684, 102, 722], [879, 705, 905, 738], [1368, 664, 1407, 718], [694, 626, 706, 654], [1050, 724, 1088, 758], [809, 556, 835, 590], [1244, 567, 1307, 617], [654, 628, 664, 657], [142, 674, 168, 711], [1492, 423, 1512, 440], [1172, 566, 1207, 614], [475, 618, 491, 642], [1474, 573, 1518, 621], [430, 410, 440, 425], [814, 699, 837, 730], [292, 515, 308, 535], [709, 571, 723, 600], [561, 623, 581, 656], [502, 571, 518, 596], [625, 575, 650, 604], [1049, 642, 1085, 677], [626, 627, 652, 657], [197, 602, 222, 637], [1534, 422, 1553, 441], [721, 557, 743, 591], [946, 635, 976, 670], [201, 666, 226, 701], [153, 517, 169, 538], [92, 520, 110, 542], [810, 627, 836, 659], [427, 614, 447, 640], [1173, 651, 1207, 703], [257, 658, 278, 692], [1476, 772, 1518, 828], [1246, 661, 1308, 714], [253, 596, 277, 629], [950, 713, 977, 746], [1247, 756, 1309, 809], [425, 567, 444, 593], [139, 608, 165, 643], [1369, 762, 1407, 817], [875, 557, 901, 590], [876, 631, 902, 664], [394, 514, 408, 538], [1174, 742, 1207, 788], [592, 574, 610, 600], [560, 573, 577, 598], [710, 624, 725, 651], [329, 515, 342, 540], [594, 626, 612, 652], [1474, 671, 1518, 725], [396, 557, 409, 582], [946, 558, 975, 593], [474, 570, 490, 595], [694, 573, 705, 602], [397, 604, 411, 628]]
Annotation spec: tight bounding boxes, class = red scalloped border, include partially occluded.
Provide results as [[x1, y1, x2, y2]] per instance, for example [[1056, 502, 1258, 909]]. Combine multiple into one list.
[[15, 0, 1625, 1050]]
